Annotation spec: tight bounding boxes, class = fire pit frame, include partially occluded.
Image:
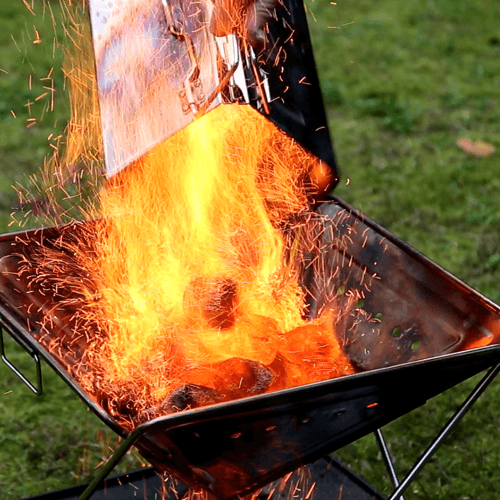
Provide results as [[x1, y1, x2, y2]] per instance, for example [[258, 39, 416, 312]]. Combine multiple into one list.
[[1, 196, 500, 500], [72, 361, 500, 500]]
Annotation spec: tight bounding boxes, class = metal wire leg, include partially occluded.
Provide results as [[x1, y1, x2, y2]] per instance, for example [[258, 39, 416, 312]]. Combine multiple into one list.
[[387, 361, 500, 500], [374, 428, 405, 500]]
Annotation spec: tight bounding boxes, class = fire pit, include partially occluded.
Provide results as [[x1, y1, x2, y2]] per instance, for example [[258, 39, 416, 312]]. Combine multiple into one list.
[[1, 196, 499, 500], [1, 0, 500, 499]]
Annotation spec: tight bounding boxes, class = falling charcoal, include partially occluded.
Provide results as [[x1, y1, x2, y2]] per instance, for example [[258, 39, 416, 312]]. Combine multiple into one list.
[[185, 277, 238, 330], [213, 357, 274, 399], [94, 378, 140, 422], [160, 384, 221, 413], [206, 278, 238, 330], [98, 392, 134, 419]]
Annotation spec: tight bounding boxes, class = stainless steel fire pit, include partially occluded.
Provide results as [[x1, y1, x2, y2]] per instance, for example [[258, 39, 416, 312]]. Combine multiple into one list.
[[1, 196, 499, 500], [1, 1, 499, 498]]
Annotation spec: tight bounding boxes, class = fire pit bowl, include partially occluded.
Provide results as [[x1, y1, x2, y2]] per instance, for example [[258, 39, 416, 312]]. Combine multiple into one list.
[[1, 196, 499, 500]]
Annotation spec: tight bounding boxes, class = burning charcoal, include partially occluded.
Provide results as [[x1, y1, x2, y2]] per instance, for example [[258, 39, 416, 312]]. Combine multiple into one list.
[[94, 379, 140, 422], [112, 395, 139, 419], [213, 357, 274, 399], [266, 354, 287, 391], [185, 278, 238, 330], [161, 384, 221, 413]]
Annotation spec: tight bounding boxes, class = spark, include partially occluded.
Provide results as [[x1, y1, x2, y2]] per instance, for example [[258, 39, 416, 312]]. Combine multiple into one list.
[[40, 67, 54, 80], [43, 84, 55, 111], [21, 0, 35, 16], [10, 34, 21, 53], [33, 26, 41, 44], [337, 485, 344, 500]]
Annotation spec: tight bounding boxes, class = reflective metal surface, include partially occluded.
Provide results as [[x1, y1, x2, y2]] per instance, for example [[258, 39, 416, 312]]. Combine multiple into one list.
[[89, 0, 337, 182]]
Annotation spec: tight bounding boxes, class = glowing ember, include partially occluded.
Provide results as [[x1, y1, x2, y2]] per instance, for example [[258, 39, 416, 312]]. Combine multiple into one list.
[[65, 104, 354, 429]]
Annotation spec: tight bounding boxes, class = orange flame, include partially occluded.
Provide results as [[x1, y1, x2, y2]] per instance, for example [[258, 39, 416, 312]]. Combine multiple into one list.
[[14, 0, 353, 431], [74, 104, 353, 427]]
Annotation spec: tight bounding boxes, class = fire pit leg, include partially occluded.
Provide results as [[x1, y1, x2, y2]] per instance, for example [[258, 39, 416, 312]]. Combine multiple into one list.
[[374, 429, 405, 500], [78, 426, 144, 500], [387, 361, 500, 500], [0, 324, 43, 395]]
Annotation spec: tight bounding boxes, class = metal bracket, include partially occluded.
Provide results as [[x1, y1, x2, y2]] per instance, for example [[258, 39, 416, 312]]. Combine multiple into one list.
[[0, 324, 43, 395], [162, 0, 206, 115]]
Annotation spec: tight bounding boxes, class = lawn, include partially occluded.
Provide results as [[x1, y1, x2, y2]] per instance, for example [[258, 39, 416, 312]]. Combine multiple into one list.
[[1, 0, 499, 498]]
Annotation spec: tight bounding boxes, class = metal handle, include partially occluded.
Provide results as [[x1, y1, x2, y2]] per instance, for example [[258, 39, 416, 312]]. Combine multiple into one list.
[[0, 325, 43, 395]]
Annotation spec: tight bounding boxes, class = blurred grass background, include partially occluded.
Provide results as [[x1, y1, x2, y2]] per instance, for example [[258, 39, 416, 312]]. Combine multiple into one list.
[[0, 0, 499, 498]]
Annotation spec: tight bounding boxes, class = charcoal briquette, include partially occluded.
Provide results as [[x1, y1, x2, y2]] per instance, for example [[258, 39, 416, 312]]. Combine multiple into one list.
[[161, 384, 221, 413], [213, 357, 274, 399]]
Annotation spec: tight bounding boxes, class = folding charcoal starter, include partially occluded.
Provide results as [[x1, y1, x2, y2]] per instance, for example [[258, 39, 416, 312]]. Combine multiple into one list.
[[1, 1, 500, 499]]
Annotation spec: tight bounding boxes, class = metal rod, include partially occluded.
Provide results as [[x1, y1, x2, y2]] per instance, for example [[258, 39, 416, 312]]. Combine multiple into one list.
[[0, 325, 43, 395], [387, 361, 500, 500], [374, 428, 405, 500], [78, 426, 144, 500]]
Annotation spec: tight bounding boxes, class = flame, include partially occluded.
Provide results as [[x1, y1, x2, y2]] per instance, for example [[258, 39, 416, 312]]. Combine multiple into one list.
[[17, 0, 354, 430], [73, 104, 353, 427]]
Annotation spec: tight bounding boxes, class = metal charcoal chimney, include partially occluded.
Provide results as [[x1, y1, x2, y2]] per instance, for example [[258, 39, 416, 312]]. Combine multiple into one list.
[[89, 0, 338, 200]]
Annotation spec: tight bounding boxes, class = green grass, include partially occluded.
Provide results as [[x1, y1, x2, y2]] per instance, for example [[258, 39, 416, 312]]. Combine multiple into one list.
[[1, 0, 500, 498]]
